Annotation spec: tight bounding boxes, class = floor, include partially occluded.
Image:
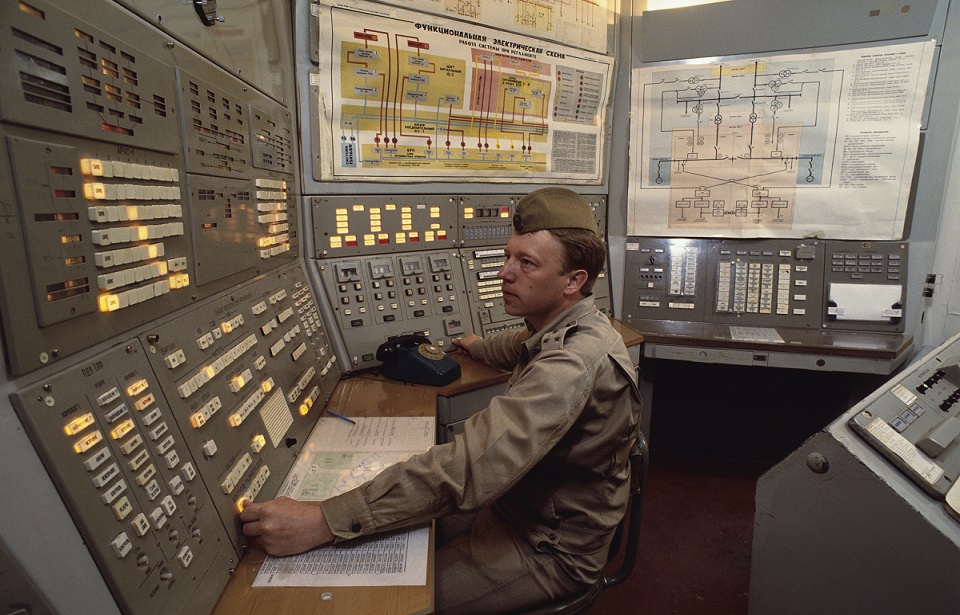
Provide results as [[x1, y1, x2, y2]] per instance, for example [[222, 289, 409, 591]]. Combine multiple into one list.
[[585, 361, 879, 614], [589, 449, 769, 615]]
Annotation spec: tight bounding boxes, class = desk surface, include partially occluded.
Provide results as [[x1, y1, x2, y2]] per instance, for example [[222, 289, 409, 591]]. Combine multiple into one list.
[[211, 378, 437, 615], [621, 318, 911, 360]]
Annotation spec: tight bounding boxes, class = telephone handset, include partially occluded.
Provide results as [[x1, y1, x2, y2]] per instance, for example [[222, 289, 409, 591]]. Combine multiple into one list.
[[375, 334, 461, 386]]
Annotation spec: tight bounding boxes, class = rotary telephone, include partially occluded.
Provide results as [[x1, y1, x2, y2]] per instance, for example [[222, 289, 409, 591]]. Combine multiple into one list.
[[375, 334, 461, 386]]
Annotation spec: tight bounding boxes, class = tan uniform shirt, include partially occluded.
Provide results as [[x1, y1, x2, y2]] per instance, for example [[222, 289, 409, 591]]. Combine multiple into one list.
[[320, 297, 642, 582]]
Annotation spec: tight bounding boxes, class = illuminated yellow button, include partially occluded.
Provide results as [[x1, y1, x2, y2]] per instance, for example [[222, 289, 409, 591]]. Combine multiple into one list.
[[229, 369, 251, 393], [352, 204, 365, 211], [329, 237, 343, 248], [74, 430, 104, 454], [169, 273, 190, 289], [250, 434, 266, 453], [98, 293, 120, 312], [84, 183, 107, 200], [80, 158, 105, 176], [111, 419, 135, 440], [126, 379, 149, 397], [133, 392, 155, 412], [65, 413, 96, 436], [260, 378, 274, 393], [335, 208, 348, 216]]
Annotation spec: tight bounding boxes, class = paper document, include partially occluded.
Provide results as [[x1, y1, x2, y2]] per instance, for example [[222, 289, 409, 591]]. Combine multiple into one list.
[[729, 326, 784, 344], [253, 525, 431, 587], [253, 416, 436, 587], [280, 416, 436, 501]]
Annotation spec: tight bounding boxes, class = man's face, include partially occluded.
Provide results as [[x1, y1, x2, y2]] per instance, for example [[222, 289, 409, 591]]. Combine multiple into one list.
[[498, 230, 577, 331]]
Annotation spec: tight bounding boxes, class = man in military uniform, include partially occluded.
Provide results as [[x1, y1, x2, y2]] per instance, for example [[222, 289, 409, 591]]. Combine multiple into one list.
[[240, 187, 642, 613]]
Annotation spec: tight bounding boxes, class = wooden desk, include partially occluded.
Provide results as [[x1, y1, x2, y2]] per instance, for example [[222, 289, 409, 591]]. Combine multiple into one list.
[[211, 378, 438, 615]]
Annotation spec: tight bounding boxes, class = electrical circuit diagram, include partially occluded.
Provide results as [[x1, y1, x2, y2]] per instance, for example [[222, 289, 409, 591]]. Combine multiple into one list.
[[628, 43, 933, 240], [317, 2, 613, 182]]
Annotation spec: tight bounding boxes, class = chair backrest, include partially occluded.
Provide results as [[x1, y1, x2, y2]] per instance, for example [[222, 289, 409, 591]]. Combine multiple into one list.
[[603, 432, 649, 588]]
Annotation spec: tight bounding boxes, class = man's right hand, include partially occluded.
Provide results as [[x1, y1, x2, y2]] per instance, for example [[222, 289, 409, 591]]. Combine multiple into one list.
[[239, 496, 334, 556], [452, 334, 482, 356]]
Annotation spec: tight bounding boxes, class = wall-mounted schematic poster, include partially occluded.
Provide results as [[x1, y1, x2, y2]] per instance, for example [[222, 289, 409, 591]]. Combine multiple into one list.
[[628, 40, 935, 240], [314, 0, 614, 183]]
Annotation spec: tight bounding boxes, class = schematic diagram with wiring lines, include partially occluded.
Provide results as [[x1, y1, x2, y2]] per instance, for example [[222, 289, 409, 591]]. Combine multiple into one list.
[[628, 42, 934, 240], [315, 1, 613, 182], [353, 0, 614, 54]]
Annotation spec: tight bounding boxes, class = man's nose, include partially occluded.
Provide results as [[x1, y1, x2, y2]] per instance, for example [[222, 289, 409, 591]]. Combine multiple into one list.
[[498, 259, 514, 280]]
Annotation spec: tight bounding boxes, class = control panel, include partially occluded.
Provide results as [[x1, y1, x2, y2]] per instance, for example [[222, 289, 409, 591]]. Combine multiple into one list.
[[11, 343, 234, 615], [311, 194, 458, 258], [458, 194, 525, 337], [0, 0, 297, 377], [849, 332, 960, 522], [10, 263, 338, 614], [312, 193, 614, 370], [318, 251, 470, 369], [137, 264, 339, 553], [623, 237, 906, 332]]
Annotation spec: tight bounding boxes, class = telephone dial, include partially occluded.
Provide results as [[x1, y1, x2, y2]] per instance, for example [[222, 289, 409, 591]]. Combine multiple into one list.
[[375, 334, 461, 386]]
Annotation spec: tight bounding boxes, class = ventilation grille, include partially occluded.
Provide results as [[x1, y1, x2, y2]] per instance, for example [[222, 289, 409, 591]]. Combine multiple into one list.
[[14, 28, 72, 112]]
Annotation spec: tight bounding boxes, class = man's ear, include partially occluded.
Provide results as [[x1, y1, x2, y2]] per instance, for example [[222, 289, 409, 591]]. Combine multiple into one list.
[[563, 269, 588, 297]]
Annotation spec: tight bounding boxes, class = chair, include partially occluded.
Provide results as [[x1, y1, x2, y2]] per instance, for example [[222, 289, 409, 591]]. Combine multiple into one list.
[[520, 433, 650, 615]]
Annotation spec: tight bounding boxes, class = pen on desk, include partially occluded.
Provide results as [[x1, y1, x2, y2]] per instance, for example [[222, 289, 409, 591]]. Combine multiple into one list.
[[326, 408, 357, 425]]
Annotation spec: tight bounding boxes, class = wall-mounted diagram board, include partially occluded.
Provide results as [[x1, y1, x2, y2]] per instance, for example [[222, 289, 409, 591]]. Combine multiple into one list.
[[358, 0, 615, 54], [627, 41, 935, 240], [312, 0, 613, 182]]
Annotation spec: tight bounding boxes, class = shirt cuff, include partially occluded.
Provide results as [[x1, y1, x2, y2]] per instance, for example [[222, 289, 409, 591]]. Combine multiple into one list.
[[319, 488, 375, 542]]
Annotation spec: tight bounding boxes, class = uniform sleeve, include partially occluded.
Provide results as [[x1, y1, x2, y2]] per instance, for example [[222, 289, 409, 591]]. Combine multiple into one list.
[[318, 348, 592, 541], [467, 328, 525, 371]]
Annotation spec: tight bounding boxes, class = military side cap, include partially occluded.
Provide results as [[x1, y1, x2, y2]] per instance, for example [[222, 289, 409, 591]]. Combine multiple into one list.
[[512, 187, 598, 234]]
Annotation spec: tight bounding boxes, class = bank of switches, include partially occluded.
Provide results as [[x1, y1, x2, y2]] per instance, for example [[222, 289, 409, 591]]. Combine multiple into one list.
[[10, 264, 339, 615]]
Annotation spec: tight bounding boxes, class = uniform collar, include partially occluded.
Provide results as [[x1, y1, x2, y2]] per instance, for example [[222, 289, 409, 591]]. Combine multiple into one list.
[[521, 296, 597, 355]]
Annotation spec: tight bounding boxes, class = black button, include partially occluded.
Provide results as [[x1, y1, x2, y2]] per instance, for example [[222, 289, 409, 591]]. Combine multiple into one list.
[[351, 522, 361, 533]]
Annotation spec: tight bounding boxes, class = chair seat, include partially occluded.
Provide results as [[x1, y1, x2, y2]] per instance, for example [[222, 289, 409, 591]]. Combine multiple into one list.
[[519, 578, 605, 615]]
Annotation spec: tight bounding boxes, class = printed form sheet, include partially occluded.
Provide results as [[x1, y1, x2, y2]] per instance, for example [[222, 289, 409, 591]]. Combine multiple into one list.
[[253, 416, 435, 587], [628, 40, 935, 240]]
